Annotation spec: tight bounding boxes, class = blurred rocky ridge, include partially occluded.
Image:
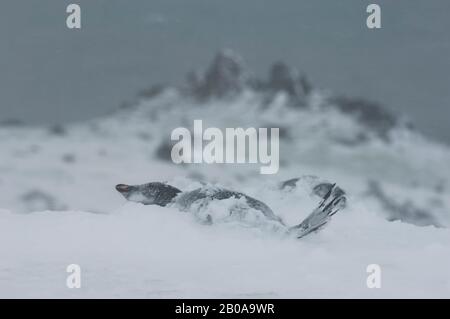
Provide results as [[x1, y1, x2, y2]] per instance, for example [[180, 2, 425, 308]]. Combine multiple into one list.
[[0, 49, 411, 144], [138, 49, 406, 142]]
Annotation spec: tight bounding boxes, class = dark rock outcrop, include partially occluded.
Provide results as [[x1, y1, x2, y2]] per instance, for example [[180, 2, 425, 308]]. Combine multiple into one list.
[[366, 181, 439, 227], [329, 96, 398, 140], [188, 50, 249, 100], [265, 62, 311, 106]]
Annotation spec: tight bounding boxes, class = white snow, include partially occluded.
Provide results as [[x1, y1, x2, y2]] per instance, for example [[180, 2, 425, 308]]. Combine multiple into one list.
[[0, 203, 449, 298]]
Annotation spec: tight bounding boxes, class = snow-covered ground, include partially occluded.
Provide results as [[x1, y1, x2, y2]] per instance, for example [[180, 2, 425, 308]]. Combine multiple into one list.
[[1, 52, 450, 298], [1, 203, 449, 298]]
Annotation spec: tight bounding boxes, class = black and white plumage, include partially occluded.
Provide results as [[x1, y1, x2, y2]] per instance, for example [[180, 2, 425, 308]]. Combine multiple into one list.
[[115, 178, 346, 239]]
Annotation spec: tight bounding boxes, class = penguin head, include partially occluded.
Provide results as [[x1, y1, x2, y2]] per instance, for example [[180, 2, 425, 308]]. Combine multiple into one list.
[[115, 184, 137, 200], [115, 182, 181, 206]]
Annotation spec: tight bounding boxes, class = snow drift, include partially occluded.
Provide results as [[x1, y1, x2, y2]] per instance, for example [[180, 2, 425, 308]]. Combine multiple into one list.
[[1, 203, 449, 298]]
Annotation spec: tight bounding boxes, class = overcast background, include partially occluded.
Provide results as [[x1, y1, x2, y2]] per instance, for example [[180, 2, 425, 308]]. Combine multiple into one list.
[[0, 0, 449, 143]]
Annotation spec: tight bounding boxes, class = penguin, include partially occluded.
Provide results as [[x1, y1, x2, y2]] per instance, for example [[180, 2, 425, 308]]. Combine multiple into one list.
[[115, 179, 346, 238]]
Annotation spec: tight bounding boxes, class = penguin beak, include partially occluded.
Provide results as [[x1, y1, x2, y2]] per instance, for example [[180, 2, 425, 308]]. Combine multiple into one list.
[[116, 184, 130, 193]]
